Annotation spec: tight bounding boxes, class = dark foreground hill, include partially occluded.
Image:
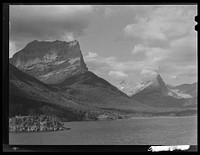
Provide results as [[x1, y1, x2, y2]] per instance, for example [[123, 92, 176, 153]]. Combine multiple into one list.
[[9, 63, 93, 121]]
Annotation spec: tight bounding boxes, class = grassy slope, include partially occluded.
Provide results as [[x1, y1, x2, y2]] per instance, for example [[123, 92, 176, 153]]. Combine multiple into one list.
[[51, 71, 150, 109], [9, 64, 93, 121]]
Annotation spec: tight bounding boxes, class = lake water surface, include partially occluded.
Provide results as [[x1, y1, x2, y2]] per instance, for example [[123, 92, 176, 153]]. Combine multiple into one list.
[[9, 116, 197, 145]]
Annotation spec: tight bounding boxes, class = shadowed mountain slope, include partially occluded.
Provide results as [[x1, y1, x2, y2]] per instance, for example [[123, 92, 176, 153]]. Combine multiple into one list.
[[9, 63, 92, 121]]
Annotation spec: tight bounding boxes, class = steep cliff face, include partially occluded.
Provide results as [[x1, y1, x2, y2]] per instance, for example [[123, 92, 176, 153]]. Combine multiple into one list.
[[10, 40, 88, 84]]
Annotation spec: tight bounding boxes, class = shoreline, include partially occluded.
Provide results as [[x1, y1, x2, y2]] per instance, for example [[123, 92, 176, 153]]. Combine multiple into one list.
[[9, 115, 197, 134]]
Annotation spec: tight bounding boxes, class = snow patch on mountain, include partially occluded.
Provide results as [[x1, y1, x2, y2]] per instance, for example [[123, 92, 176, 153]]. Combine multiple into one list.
[[168, 89, 192, 99]]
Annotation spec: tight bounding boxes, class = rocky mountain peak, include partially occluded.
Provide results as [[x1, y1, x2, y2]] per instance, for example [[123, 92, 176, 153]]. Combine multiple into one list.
[[134, 73, 168, 95], [9, 40, 88, 84], [151, 74, 166, 87]]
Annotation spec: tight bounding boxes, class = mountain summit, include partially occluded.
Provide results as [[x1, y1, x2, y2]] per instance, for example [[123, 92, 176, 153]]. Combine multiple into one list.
[[10, 40, 88, 84], [9, 40, 147, 116], [134, 73, 168, 96]]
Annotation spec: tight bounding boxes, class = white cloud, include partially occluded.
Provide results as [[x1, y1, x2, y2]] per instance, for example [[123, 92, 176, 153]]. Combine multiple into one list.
[[140, 69, 159, 81], [140, 69, 158, 76], [108, 70, 128, 79], [84, 53, 143, 77], [169, 75, 178, 80], [85, 52, 98, 59], [132, 44, 149, 55], [123, 5, 197, 46], [123, 18, 167, 43], [124, 6, 197, 81], [9, 41, 17, 58], [62, 32, 75, 42]]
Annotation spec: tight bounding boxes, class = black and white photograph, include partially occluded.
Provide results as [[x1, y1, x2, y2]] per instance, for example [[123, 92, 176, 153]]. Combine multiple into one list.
[[5, 4, 198, 151]]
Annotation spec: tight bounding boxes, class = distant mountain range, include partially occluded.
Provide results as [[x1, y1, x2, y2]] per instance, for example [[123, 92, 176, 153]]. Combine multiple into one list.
[[9, 40, 197, 120], [166, 83, 197, 98], [117, 74, 197, 108], [9, 40, 152, 120]]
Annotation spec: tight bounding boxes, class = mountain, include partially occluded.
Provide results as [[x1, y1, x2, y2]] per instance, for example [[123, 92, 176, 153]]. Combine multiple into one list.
[[134, 74, 169, 96], [50, 71, 146, 109], [9, 40, 88, 84], [116, 80, 136, 96], [167, 82, 197, 98], [9, 40, 142, 107], [131, 74, 197, 108], [9, 40, 153, 120], [9, 63, 91, 121], [9, 63, 153, 120], [9, 40, 197, 120], [166, 82, 197, 107]]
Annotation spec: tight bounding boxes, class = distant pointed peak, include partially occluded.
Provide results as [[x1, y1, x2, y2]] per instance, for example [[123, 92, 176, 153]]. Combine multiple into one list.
[[136, 73, 168, 93], [156, 73, 162, 80]]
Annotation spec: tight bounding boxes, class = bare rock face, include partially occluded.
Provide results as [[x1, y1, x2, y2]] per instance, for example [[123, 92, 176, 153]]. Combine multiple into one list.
[[10, 40, 88, 84], [133, 74, 169, 96]]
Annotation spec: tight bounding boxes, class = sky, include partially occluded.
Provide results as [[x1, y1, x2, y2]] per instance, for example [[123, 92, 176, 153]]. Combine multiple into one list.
[[9, 5, 197, 86]]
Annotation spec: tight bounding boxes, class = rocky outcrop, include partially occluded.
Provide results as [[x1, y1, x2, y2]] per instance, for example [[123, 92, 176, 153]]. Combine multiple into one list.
[[10, 40, 88, 84]]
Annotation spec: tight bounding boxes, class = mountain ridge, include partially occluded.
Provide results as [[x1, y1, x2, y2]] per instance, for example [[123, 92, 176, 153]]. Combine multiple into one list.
[[9, 40, 88, 84], [9, 40, 197, 120]]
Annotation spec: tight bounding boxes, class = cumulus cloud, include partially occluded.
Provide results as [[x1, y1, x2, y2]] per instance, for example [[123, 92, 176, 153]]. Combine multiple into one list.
[[85, 52, 98, 59], [141, 69, 157, 76], [124, 5, 197, 80], [123, 5, 196, 46], [132, 44, 149, 55], [124, 21, 167, 42], [108, 71, 128, 79], [85, 54, 144, 73], [169, 75, 179, 80], [62, 32, 75, 42], [9, 41, 17, 58], [140, 69, 159, 81]]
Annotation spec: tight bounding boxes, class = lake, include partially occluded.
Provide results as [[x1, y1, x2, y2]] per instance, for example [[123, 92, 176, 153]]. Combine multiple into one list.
[[9, 116, 197, 145]]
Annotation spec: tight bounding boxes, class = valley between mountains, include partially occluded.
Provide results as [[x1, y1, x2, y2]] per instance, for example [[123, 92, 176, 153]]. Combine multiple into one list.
[[9, 40, 197, 121]]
